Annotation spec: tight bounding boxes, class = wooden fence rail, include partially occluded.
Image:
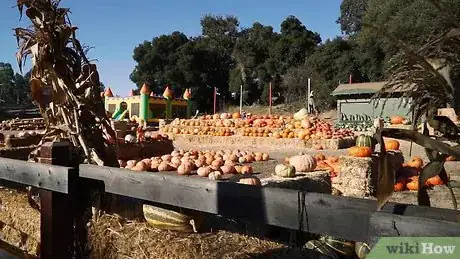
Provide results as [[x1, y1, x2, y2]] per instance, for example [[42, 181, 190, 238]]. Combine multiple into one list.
[[0, 143, 459, 258]]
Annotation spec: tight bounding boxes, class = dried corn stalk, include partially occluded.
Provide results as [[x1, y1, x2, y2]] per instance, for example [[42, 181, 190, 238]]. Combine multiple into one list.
[[14, 0, 118, 166]]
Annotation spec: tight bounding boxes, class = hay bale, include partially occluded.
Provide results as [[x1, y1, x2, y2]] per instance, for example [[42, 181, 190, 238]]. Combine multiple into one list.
[[260, 171, 331, 193], [333, 151, 404, 198]]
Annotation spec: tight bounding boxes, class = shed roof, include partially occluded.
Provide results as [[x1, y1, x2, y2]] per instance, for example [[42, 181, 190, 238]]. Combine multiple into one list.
[[331, 81, 408, 96]]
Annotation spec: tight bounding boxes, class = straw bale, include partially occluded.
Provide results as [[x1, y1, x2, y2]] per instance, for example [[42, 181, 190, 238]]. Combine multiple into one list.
[[260, 171, 331, 193]]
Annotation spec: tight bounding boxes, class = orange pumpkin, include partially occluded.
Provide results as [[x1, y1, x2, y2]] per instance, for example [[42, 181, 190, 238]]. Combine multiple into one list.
[[390, 116, 404, 125], [348, 146, 373, 157], [385, 140, 400, 151], [426, 175, 444, 186], [406, 176, 419, 191], [232, 112, 241, 119], [407, 157, 423, 169], [394, 182, 405, 192]]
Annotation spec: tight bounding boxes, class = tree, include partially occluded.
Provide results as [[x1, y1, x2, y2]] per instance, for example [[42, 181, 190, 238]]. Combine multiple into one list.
[[337, 0, 369, 35]]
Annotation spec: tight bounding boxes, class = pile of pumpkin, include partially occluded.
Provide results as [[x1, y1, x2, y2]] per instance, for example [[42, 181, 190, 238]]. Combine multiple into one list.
[[119, 149, 270, 184], [394, 157, 446, 192], [346, 134, 401, 158], [273, 116, 354, 141], [161, 126, 236, 136], [275, 153, 340, 179]]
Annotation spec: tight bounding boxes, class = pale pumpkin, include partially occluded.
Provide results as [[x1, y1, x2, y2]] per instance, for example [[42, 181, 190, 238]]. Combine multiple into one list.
[[197, 167, 212, 177], [275, 164, 296, 178], [208, 171, 222, 180], [177, 162, 193, 175], [289, 155, 316, 172], [238, 177, 261, 186]]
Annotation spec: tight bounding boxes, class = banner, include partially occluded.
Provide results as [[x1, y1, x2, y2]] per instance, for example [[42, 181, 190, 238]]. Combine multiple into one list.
[[367, 237, 460, 259]]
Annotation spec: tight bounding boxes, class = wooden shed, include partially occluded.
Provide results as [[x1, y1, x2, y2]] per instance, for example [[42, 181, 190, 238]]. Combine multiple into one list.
[[331, 82, 412, 121]]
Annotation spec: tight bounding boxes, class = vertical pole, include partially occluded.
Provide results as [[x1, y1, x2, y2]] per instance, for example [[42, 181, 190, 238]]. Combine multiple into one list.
[[349, 74, 352, 84], [39, 140, 76, 259], [213, 87, 217, 114], [240, 85, 243, 115], [269, 82, 272, 115], [307, 78, 311, 113], [166, 99, 172, 119]]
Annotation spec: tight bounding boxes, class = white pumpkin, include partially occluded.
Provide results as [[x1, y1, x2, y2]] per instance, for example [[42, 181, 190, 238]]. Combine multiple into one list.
[[275, 164, 296, 178], [289, 155, 316, 172], [124, 134, 137, 143]]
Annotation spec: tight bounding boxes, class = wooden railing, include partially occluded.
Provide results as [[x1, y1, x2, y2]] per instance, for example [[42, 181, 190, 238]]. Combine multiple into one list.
[[0, 141, 459, 258]]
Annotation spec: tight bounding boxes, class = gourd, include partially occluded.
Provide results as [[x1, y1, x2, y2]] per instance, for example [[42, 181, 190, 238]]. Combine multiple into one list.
[[355, 134, 372, 148], [288, 155, 316, 172], [321, 236, 355, 256], [355, 242, 371, 259], [347, 146, 372, 157], [275, 164, 296, 178], [143, 204, 203, 233], [385, 140, 400, 151]]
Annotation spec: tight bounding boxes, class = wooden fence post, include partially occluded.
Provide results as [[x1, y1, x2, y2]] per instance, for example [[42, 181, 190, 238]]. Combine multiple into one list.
[[38, 140, 76, 259]]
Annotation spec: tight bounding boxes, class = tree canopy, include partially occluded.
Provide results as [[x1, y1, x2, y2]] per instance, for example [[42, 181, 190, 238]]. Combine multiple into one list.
[[130, 1, 460, 113]]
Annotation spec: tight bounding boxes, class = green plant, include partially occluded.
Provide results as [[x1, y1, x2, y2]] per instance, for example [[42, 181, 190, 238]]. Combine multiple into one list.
[[370, 0, 460, 210]]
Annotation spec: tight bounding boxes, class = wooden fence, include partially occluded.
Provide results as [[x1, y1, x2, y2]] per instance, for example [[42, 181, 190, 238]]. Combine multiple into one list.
[[0, 141, 459, 258]]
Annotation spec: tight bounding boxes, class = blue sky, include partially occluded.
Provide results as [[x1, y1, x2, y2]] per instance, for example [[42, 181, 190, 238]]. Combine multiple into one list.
[[0, 0, 342, 96]]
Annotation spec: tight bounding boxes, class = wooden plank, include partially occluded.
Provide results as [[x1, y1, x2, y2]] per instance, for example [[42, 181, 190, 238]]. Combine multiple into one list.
[[79, 165, 460, 242], [368, 212, 460, 246], [0, 157, 72, 193]]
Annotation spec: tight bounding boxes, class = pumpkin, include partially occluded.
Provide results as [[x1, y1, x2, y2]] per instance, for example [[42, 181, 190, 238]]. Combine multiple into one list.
[[262, 153, 269, 161], [208, 171, 222, 180], [289, 155, 316, 172], [390, 115, 404, 125], [232, 112, 241, 119], [234, 165, 242, 174], [197, 167, 212, 177], [221, 165, 236, 174], [132, 161, 148, 171], [426, 175, 444, 186], [275, 164, 296, 178], [158, 162, 171, 172], [238, 156, 247, 163], [355, 134, 373, 148], [347, 146, 372, 157], [407, 157, 423, 168], [394, 182, 405, 192], [238, 177, 261, 186], [241, 165, 253, 174], [384, 140, 400, 151], [406, 177, 419, 191], [177, 163, 193, 175]]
